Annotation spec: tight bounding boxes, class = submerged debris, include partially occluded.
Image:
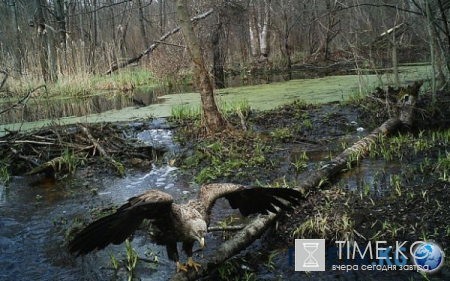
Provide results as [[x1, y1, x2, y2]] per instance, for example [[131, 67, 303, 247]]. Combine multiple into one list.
[[0, 123, 164, 181]]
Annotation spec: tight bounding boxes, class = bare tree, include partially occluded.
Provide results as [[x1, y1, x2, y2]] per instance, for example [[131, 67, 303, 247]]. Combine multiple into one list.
[[8, 0, 22, 74], [34, 0, 57, 82], [177, 0, 228, 132], [248, 1, 261, 58]]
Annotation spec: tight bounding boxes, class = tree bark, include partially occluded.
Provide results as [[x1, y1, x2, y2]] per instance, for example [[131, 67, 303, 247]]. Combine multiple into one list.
[[138, 0, 150, 48], [248, 3, 260, 58], [176, 0, 227, 133], [8, 0, 22, 74], [35, 0, 51, 82], [54, 0, 67, 50], [259, 0, 271, 59], [212, 20, 225, 89]]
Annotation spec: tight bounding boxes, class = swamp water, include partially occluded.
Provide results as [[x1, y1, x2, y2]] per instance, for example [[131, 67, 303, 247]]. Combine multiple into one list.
[[0, 64, 431, 134]]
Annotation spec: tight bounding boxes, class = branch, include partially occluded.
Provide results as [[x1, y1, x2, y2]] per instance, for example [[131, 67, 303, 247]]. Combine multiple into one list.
[[207, 225, 246, 232], [79, 125, 125, 176], [340, 3, 423, 16], [104, 8, 214, 75], [0, 85, 47, 116]]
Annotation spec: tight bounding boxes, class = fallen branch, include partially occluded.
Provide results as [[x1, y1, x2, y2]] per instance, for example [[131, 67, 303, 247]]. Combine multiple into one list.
[[27, 155, 72, 175], [104, 8, 214, 75], [207, 225, 246, 232], [79, 124, 125, 176], [9, 147, 41, 168], [0, 85, 47, 116], [0, 140, 54, 145]]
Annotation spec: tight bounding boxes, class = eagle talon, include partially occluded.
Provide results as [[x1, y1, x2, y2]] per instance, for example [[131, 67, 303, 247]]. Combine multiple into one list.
[[176, 261, 188, 272], [186, 257, 201, 271]]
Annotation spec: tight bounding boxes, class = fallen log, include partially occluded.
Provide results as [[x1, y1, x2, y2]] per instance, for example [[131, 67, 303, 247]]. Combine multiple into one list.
[[104, 9, 214, 75], [26, 153, 83, 175]]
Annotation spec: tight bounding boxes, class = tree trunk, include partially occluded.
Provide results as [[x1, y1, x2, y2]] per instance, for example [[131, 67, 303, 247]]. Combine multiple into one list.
[[280, 4, 292, 70], [425, 0, 437, 104], [436, 0, 450, 76], [392, 40, 400, 88], [138, 0, 150, 48], [248, 3, 260, 58], [89, 0, 98, 72], [9, 0, 22, 74], [259, 0, 271, 58], [35, 0, 51, 82], [54, 0, 67, 50], [160, 0, 167, 34], [212, 20, 225, 89], [176, 0, 227, 133]]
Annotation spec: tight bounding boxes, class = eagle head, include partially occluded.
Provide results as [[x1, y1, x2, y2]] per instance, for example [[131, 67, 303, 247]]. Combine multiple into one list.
[[187, 218, 207, 248]]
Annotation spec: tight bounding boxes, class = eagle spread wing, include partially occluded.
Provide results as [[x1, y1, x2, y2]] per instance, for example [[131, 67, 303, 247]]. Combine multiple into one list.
[[198, 183, 303, 217], [69, 190, 173, 256], [69, 184, 303, 272]]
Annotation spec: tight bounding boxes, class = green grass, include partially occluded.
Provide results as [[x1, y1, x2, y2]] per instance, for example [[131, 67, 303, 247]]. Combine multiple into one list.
[[171, 99, 251, 121], [171, 104, 201, 120]]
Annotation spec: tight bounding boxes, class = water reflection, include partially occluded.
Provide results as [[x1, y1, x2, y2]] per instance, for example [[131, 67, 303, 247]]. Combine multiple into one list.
[[0, 71, 309, 125], [0, 88, 160, 124]]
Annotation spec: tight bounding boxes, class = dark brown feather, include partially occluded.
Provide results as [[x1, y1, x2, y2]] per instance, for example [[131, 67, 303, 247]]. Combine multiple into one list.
[[198, 183, 303, 218], [69, 190, 173, 256]]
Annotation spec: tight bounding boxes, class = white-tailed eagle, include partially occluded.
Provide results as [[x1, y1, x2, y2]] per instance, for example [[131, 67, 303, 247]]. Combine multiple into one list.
[[68, 183, 302, 271]]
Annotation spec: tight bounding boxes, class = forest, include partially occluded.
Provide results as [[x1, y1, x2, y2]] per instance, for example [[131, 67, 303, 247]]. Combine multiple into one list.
[[0, 1, 445, 87], [0, 0, 449, 281]]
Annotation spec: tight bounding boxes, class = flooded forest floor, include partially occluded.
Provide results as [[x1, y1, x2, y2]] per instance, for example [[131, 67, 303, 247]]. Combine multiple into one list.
[[1, 82, 450, 280]]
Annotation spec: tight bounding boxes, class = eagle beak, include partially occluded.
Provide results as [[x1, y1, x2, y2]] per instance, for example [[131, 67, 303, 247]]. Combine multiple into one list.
[[199, 237, 205, 249]]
